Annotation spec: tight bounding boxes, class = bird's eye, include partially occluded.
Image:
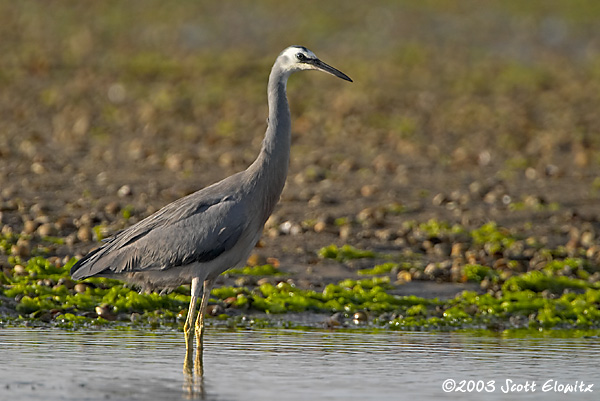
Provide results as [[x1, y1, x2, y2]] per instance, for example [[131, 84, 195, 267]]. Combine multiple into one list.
[[296, 53, 307, 61]]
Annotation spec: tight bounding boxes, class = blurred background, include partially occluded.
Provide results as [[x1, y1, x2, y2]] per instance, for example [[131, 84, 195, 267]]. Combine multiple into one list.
[[2, 0, 600, 255]]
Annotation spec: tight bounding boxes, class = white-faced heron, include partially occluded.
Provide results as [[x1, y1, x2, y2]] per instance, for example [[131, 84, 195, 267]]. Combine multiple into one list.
[[70, 46, 352, 361]]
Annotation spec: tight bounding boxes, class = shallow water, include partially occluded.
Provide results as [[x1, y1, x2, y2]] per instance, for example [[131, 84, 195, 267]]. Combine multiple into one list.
[[1, 328, 599, 401]]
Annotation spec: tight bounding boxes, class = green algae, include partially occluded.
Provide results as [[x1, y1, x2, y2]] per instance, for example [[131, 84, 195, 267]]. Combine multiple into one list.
[[508, 199, 561, 212], [416, 219, 466, 238], [385, 287, 600, 331], [358, 262, 398, 276], [0, 232, 20, 254], [470, 222, 516, 253], [210, 277, 404, 314], [464, 264, 499, 283], [40, 236, 65, 245], [543, 258, 593, 278], [1, 255, 189, 321], [227, 264, 283, 276], [318, 244, 376, 262], [2, 221, 600, 333], [502, 271, 596, 293]]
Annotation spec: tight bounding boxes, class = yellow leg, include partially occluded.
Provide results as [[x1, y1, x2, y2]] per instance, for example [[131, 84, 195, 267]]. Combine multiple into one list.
[[183, 277, 201, 373], [194, 278, 215, 351]]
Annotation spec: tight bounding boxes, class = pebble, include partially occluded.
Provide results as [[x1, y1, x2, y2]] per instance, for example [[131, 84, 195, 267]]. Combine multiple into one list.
[[11, 243, 30, 258], [78, 213, 96, 227], [30, 203, 49, 216], [77, 226, 93, 242], [339, 225, 352, 241], [326, 312, 345, 327], [104, 201, 120, 215], [580, 231, 594, 248], [432, 243, 451, 257], [432, 193, 448, 206], [396, 270, 412, 283], [450, 263, 463, 281], [266, 257, 280, 268], [165, 153, 183, 172], [23, 220, 38, 234], [307, 194, 323, 207], [313, 221, 327, 233], [55, 217, 75, 232], [468, 181, 483, 196], [412, 270, 425, 280], [352, 311, 368, 325], [279, 221, 302, 236], [37, 278, 55, 287], [74, 283, 90, 293], [37, 223, 56, 236], [483, 192, 497, 204], [35, 215, 51, 225], [235, 276, 256, 287], [424, 263, 443, 278], [374, 228, 397, 241], [360, 185, 378, 197], [524, 167, 537, 180], [393, 237, 407, 247], [480, 278, 491, 290], [13, 264, 26, 276], [264, 214, 280, 229], [357, 207, 385, 227], [65, 233, 77, 247], [451, 243, 465, 258], [47, 256, 61, 268], [256, 277, 275, 286], [337, 158, 357, 173], [465, 250, 478, 264], [57, 277, 76, 289], [207, 304, 225, 316], [218, 152, 235, 168], [117, 185, 132, 197], [96, 305, 116, 321], [246, 253, 266, 267], [422, 240, 435, 251], [545, 164, 559, 176]]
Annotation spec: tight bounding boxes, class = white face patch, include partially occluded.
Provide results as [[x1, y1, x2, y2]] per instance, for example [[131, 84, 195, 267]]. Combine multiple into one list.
[[277, 46, 319, 73], [284, 46, 317, 60]]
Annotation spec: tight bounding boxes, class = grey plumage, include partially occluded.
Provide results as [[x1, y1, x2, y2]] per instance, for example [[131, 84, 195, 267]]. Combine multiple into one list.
[[70, 45, 352, 360], [71, 176, 250, 289]]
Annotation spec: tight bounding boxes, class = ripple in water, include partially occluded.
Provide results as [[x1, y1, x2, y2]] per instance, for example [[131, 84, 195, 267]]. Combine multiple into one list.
[[1, 328, 599, 400]]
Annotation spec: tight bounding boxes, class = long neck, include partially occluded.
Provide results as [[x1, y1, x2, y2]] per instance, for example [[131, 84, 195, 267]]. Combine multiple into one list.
[[246, 63, 292, 219]]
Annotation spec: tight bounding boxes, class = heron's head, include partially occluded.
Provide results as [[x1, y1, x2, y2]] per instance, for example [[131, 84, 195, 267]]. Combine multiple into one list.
[[277, 46, 352, 82]]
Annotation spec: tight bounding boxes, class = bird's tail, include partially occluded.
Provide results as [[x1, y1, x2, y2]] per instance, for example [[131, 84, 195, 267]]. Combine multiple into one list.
[[70, 246, 106, 280]]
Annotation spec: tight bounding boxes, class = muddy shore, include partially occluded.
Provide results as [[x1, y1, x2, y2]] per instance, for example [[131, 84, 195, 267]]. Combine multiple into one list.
[[2, 1, 600, 331]]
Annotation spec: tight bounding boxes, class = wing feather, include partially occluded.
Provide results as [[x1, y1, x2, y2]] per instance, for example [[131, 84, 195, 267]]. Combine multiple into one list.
[[70, 193, 245, 279]]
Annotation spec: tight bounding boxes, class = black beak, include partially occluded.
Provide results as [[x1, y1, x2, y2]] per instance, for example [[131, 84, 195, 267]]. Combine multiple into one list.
[[309, 59, 353, 82]]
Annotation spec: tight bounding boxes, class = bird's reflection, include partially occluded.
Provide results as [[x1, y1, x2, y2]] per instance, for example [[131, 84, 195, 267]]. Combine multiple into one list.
[[183, 346, 205, 399]]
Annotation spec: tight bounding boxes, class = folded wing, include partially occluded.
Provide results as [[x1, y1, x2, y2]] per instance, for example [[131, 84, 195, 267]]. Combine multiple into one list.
[[70, 193, 245, 279]]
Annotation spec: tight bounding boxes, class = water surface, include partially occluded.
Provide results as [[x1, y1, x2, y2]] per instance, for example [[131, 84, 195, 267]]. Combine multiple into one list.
[[1, 328, 599, 400]]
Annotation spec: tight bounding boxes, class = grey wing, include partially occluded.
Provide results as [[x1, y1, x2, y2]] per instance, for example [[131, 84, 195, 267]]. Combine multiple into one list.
[[70, 196, 246, 279]]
